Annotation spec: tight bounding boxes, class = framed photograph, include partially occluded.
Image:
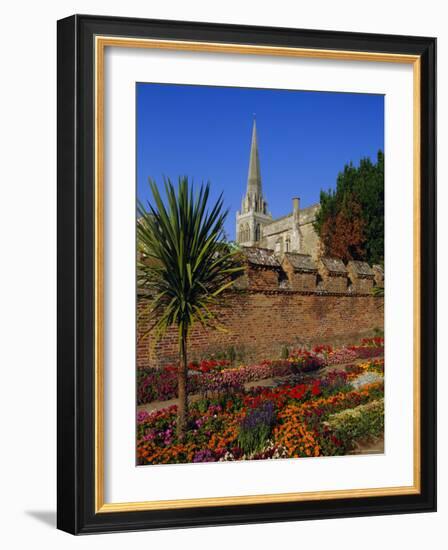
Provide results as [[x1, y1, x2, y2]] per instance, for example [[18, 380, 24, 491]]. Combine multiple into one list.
[[57, 14, 436, 534]]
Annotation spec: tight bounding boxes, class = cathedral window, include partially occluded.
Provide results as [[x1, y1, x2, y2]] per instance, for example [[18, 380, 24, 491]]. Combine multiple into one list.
[[240, 223, 250, 243], [275, 238, 283, 254]]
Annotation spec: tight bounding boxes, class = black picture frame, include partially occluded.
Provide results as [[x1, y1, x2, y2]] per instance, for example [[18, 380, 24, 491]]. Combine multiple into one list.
[[57, 14, 436, 534]]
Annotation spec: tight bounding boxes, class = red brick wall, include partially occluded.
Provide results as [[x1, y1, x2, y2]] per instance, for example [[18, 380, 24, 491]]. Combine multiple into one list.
[[281, 260, 317, 291], [247, 266, 280, 290], [287, 270, 317, 291], [321, 274, 349, 293], [350, 278, 374, 294], [137, 290, 384, 368]]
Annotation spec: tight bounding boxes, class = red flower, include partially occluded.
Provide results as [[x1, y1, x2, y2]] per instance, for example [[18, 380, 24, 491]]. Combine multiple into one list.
[[288, 385, 306, 400]]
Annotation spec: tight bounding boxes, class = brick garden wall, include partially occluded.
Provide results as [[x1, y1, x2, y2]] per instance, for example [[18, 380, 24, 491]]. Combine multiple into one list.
[[137, 289, 384, 368]]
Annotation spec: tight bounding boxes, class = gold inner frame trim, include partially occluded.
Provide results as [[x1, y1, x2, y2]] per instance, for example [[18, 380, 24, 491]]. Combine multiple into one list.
[[94, 35, 421, 514]]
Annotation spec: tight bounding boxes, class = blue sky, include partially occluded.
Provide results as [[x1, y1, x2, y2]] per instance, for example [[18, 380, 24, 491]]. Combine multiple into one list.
[[136, 83, 384, 240]]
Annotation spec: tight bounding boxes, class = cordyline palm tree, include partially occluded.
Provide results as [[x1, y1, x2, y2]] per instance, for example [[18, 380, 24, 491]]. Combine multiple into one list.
[[137, 177, 243, 440], [372, 284, 384, 311]]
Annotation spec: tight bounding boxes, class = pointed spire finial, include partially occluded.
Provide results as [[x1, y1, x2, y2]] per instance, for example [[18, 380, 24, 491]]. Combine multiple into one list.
[[246, 118, 262, 198]]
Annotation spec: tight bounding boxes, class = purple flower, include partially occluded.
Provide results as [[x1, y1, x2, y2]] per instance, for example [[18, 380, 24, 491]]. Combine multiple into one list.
[[241, 401, 275, 432], [143, 430, 156, 441], [193, 449, 215, 463], [137, 410, 150, 423]]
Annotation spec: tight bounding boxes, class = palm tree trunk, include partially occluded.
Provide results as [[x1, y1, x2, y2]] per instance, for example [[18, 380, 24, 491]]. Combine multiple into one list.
[[177, 327, 188, 440]]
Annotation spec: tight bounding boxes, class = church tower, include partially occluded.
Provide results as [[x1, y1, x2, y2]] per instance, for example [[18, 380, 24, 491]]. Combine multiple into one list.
[[236, 119, 272, 246]]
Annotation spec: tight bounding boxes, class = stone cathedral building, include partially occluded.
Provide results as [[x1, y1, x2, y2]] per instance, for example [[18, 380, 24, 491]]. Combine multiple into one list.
[[236, 120, 320, 258]]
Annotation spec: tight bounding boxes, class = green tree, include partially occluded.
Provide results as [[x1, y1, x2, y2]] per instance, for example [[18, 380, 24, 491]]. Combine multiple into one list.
[[314, 150, 384, 265], [137, 177, 243, 440]]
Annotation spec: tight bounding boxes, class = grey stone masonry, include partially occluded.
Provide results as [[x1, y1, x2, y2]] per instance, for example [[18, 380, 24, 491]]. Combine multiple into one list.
[[347, 261, 375, 294], [236, 119, 272, 247], [236, 119, 320, 257], [241, 246, 281, 268], [318, 257, 348, 293], [233, 248, 380, 296], [283, 252, 318, 273], [320, 257, 348, 275], [281, 253, 318, 292], [348, 260, 375, 278], [372, 264, 384, 287]]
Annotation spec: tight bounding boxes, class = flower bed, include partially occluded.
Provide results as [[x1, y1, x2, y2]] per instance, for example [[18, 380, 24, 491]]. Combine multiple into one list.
[[137, 368, 385, 464], [327, 398, 384, 447], [137, 359, 300, 405], [137, 340, 384, 406]]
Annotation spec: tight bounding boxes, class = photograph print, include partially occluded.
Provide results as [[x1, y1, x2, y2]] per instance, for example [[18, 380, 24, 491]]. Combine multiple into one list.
[[136, 83, 385, 466]]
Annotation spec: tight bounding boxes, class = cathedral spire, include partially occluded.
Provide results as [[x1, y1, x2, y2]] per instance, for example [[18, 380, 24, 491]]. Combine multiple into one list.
[[246, 118, 262, 196], [236, 117, 272, 245]]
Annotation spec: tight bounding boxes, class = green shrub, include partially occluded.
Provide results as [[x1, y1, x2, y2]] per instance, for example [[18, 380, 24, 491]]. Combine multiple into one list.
[[280, 345, 289, 360], [196, 398, 210, 414], [373, 327, 384, 338], [226, 345, 237, 363]]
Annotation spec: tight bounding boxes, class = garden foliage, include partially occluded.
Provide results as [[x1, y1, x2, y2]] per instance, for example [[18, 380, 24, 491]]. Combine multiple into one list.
[[136, 340, 385, 465], [314, 151, 384, 265]]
